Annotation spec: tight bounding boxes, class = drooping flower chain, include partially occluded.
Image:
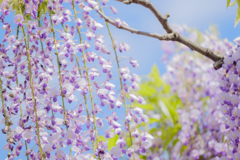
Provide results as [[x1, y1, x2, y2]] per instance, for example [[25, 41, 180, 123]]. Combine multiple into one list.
[[0, 0, 153, 159], [143, 25, 233, 160], [219, 37, 240, 159]]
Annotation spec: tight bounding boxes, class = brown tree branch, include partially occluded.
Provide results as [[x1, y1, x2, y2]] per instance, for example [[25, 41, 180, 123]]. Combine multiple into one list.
[[97, 11, 178, 41], [101, 0, 224, 70], [117, 0, 173, 33]]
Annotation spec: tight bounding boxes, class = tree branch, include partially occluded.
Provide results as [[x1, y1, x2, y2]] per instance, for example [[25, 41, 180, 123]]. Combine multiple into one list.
[[97, 11, 178, 41], [117, 0, 173, 33], [103, 0, 224, 70]]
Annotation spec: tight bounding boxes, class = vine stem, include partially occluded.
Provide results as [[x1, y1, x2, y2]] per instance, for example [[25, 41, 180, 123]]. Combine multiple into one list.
[[61, 24, 90, 119], [15, 25, 30, 160], [61, 24, 97, 156], [49, 10, 73, 160], [74, 54, 90, 117], [0, 77, 7, 126], [21, 25, 44, 160], [17, 0, 44, 158], [97, 2, 136, 159], [0, 76, 11, 156], [71, 0, 98, 157], [37, 22, 44, 52]]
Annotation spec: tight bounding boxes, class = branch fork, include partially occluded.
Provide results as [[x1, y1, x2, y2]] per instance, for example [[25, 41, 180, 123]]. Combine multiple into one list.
[[104, 0, 224, 69]]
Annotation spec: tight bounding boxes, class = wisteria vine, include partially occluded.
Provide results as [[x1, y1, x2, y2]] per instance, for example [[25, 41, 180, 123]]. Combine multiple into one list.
[[1, 0, 240, 159], [0, 0, 153, 159], [133, 25, 239, 160]]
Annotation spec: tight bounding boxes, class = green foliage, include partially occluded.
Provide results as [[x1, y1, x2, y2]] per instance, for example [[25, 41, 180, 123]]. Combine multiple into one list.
[[230, 0, 237, 6], [134, 64, 184, 153], [138, 84, 157, 96], [38, 0, 49, 17], [4, 0, 49, 21], [160, 98, 179, 125], [159, 100, 174, 124], [99, 135, 107, 142], [237, 0, 240, 6], [161, 124, 182, 149], [136, 103, 155, 110], [227, 0, 231, 7], [108, 134, 119, 152], [235, 7, 240, 27], [180, 145, 188, 156], [149, 64, 163, 87], [148, 118, 160, 124], [226, 0, 240, 27], [227, 0, 237, 7], [11, 0, 22, 15], [126, 137, 131, 147]]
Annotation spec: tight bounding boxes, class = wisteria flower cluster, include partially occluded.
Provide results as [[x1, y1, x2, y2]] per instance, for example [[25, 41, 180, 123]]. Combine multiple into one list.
[[219, 36, 240, 159], [0, 0, 154, 159], [133, 25, 234, 160], [163, 26, 233, 160]]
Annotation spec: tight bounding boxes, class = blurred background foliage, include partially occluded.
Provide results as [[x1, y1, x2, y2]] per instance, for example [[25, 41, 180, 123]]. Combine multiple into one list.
[[227, 0, 240, 27], [134, 65, 184, 159]]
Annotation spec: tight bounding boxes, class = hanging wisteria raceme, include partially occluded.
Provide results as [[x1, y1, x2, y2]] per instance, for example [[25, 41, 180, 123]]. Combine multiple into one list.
[[136, 25, 233, 160], [219, 36, 240, 159], [0, 0, 154, 159], [163, 26, 233, 160], [164, 53, 229, 160]]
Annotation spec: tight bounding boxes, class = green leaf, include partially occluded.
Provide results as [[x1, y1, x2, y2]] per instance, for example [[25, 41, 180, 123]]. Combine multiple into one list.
[[147, 118, 159, 124], [108, 134, 118, 152], [137, 117, 160, 127], [25, 14, 32, 21], [180, 145, 188, 156], [159, 98, 179, 124], [162, 124, 181, 149], [237, 0, 240, 6], [11, 0, 22, 15], [126, 137, 131, 147], [99, 136, 106, 142], [38, 0, 48, 17], [235, 7, 240, 27], [172, 139, 179, 147], [159, 100, 173, 124], [201, 96, 210, 102], [229, 0, 237, 6], [227, 0, 231, 8], [149, 64, 163, 87], [162, 84, 171, 93], [139, 155, 147, 159], [149, 128, 157, 134], [138, 83, 157, 96], [135, 103, 155, 110], [170, 96, 183, 109]]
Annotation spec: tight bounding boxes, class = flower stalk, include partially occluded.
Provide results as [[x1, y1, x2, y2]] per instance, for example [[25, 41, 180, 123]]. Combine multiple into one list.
[[71, 0, 98, 155], [61, 24, 90, 118], [15, 25, 30, 160], [97, 2, 136, 159], [17, 1, 44, 158], [0, 77, 10, 154], [21, 25, 44, 160], [49, 10, 73, 160]]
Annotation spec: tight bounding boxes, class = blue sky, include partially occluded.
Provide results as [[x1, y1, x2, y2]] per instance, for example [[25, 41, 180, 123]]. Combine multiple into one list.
[[105, 0, 240, 75], [0, 0, 239, 159]]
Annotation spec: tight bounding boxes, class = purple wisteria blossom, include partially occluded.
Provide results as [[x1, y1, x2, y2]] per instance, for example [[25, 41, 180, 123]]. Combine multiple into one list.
[[14, 14, 24, 26], [0, 0, 153, 159], [219, 35, 240, 159]]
